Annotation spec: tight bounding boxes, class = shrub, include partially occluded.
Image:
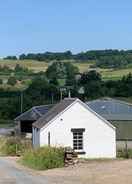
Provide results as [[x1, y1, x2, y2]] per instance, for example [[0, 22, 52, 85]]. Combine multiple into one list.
[[0, 137, 32, 156], [117, 149, 132, 159], [21, 146, 65, 170], [7, 76, 17, 86]]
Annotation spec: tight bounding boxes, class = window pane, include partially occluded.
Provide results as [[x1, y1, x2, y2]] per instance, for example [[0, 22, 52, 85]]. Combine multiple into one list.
[[73, 131, 83, 150]]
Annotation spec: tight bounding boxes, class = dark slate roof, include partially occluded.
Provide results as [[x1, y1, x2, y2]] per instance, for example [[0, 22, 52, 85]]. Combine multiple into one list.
[[33, 98, 77, 128], [86, 98, 132, 121], [15, 104, 53, 121]]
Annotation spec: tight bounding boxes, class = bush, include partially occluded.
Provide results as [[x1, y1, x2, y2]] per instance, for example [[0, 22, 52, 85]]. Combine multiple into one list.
[[117, 149, 132, 159], [0, 137, 32, 156], [21, 146, 65, 170], [7, 76, 17, 86]]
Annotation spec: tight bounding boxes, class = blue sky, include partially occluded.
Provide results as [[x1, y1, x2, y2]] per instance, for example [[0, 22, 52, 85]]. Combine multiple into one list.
[[0, 0, 132, 56]]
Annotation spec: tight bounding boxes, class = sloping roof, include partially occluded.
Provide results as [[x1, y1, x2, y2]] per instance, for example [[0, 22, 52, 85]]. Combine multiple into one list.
[[33, 98, 115, 130], [15, 104, 53, 121], [33, 98, 77, 128], [86, 98, 132, 121]]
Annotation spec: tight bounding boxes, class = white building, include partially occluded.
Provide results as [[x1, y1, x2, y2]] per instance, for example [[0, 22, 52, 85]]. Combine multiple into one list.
[[32, 98, 116, 158]]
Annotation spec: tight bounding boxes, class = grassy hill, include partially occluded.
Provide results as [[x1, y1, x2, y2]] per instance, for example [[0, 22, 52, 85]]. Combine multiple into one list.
[[1, 59, 132, 81]]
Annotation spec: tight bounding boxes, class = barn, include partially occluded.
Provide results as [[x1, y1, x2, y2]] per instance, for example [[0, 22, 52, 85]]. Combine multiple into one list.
[[87, 98, 132, 148], [14, 105, 53, 135], [32, 98, 116, 158]]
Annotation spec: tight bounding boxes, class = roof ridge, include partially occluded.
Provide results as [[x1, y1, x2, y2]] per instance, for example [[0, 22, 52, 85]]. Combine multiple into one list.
[[33, 104, 54, 108]]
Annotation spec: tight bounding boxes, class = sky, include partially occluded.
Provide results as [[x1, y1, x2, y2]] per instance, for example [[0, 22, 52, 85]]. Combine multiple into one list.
[[0, 0, 132, 56]]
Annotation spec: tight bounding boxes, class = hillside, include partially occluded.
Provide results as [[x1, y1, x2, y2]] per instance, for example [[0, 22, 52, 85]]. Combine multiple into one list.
[[1, 59, 132, 81]]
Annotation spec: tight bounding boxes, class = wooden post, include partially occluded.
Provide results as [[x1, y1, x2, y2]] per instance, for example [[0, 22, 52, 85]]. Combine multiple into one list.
[[125, 139, 129, 159], [48, 132, 50, 146]]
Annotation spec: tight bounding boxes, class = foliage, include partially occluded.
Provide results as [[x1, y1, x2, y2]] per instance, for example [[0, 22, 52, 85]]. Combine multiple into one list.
[[78, 70, 103, 98], [0, 137, 32, 156], [14, 64, 29, 73], [7, 76, 17, 86], [0, 79, 3, 84], [4, 56, 17, 60], [117, 149, 132, 159], [46, 62, 67, 79], [1, 66, 132, 121], [0, 65, 12, 73], [18, 50, 132, 64], [46, 62, 79, 88], [94, 55, 132, 69], [19, 51, 72, 61], [21, 146, 65, 170]]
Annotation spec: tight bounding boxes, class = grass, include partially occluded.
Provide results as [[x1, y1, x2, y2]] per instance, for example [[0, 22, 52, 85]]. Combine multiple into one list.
[[1, 59, 132, 81], [101, 68, 132, 80], [21, 146, 65, 170], [0, 59, 49, 72], [117, 149, 132, 159], [0, 137, 32, 156]]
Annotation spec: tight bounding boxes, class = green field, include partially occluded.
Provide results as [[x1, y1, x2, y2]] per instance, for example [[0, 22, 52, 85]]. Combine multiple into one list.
[[0, 59, 49, 72], [0, 59, 132, 81]]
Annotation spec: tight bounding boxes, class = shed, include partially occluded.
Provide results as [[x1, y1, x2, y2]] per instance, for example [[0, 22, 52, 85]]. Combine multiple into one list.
[[15, 104, 53, 135]]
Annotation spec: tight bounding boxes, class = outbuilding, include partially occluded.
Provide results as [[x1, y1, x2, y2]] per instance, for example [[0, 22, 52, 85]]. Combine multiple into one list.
[[14, 104, 53, 135], [32, 98, 116, 158], [87, 98, 132, 149]]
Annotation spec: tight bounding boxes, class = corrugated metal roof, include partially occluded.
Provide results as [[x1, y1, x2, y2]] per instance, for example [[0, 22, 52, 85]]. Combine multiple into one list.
[[15, 104, 53, 121], [86, 98, 132, 121]]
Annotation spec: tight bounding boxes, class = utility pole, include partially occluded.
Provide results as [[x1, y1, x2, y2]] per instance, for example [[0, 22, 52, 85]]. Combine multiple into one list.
[[51, 93, 54, 104], [68, 90, 71, 98], [20, 90, 24, 114], [60, 90, 63, 101], [60, 87, 66, 101]]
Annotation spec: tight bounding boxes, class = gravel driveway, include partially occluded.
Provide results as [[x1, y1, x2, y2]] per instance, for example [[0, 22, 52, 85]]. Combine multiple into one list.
[[0, 157, 50, 184], [1, 157, 132, 184]]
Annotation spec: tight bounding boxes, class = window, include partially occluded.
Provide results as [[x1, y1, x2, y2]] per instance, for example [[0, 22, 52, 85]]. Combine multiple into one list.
[[73, 132, 83, 150], [71, 129, 85, 151]]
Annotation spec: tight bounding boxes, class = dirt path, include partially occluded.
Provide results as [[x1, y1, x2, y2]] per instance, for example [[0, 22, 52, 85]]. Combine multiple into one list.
[[1, 157, 132, 184], [39, 159, 132, 184]]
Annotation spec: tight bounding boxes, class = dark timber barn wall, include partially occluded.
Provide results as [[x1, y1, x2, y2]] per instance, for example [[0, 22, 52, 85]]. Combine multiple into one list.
[[20, 120, 34, 133]]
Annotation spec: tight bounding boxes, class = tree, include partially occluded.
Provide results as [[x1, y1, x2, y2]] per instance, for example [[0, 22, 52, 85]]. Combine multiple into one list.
[[46, 62, 79, 82], [15, 64, 23, 72], [25, 75, 59, 106], [14, 64, 28, 73], [46, 62, 67, 79], [4, 56, 17, 60], [7, 77, 17, 86], [79, 70, 101, 85], [0, 79, 3, 85], [79, 70, 102, 99]]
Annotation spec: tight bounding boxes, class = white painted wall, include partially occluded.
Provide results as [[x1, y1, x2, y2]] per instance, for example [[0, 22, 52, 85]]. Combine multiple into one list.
[[32, 127, 40, 147], [33, 101, 116, 158]]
